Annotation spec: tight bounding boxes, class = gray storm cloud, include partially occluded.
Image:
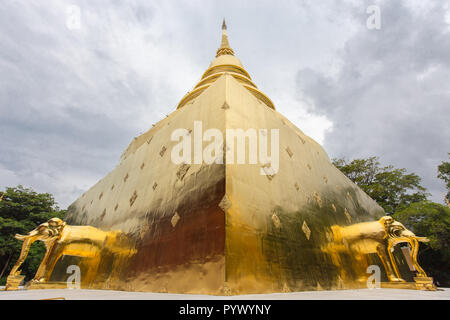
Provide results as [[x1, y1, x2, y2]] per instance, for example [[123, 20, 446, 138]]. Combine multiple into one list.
[[0, 0, 448, 207], [296, 0, 450, 203]]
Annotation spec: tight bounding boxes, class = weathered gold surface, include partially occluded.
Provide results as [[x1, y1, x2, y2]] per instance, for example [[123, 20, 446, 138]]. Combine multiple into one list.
[[6, 22, 433, 294]]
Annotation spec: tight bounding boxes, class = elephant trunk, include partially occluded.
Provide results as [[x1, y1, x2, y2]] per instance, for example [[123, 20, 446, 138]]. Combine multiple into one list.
[[416, 236, 429, 243], [9, 236, 38, 275], [15, 228, 40, 241]]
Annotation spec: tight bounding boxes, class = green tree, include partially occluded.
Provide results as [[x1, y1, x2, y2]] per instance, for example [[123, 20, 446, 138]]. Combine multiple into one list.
[[437, 153, 450, 204], [332, 156, 428, 214], [394, 201, 450, 286], [0, 185, 65, 285]]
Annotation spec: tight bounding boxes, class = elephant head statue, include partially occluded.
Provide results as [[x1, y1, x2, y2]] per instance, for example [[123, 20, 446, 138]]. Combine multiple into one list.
[[9, 218, 66, 277], [323, 215, 430, 284], [15, 217, 66, 242], [6, 217, 137, 290], [379, 216, 429, 279], [380, 216, 428, 242]]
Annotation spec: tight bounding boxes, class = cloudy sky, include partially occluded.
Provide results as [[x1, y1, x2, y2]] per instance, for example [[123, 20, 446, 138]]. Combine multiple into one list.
[[0, 0, 449, 208]]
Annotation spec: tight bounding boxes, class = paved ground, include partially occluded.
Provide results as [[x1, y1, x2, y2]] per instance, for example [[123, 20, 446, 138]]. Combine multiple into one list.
[[0, 287, 449, 300]]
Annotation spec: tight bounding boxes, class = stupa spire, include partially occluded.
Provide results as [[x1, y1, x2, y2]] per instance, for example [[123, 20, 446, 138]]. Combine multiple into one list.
[[216, 19, 234, 57], [176, 19, 276, 110]]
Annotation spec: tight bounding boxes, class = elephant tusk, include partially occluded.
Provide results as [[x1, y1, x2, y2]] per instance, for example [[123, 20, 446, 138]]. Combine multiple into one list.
[[15, 234, 27, 241]]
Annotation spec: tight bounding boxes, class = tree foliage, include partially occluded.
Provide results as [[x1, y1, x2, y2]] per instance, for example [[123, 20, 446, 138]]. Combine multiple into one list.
[[332, 156, 428, 214], [0, 185, 65, 285], [437, 153, 450, 204]]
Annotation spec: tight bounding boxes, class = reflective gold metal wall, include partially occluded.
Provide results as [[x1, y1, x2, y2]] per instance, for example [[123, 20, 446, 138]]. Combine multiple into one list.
[[36, 75, 428, 294]]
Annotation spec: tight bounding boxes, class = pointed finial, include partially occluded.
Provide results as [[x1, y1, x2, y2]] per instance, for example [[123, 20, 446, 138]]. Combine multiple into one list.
[[216, 19, 234, 57]]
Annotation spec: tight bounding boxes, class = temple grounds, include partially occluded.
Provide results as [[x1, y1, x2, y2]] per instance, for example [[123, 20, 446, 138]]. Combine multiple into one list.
[[0, 287, 449, 300]]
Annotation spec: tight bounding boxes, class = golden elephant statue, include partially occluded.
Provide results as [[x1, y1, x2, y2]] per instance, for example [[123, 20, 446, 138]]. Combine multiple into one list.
[[5, 218, 135, 290], [323, 216, 429, 283]]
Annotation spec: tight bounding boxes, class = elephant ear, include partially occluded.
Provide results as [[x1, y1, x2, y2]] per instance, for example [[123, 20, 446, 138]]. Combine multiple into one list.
[[47, 218, 65, 237], [37, 223, 51, 235], [381, 216, 394, 225]]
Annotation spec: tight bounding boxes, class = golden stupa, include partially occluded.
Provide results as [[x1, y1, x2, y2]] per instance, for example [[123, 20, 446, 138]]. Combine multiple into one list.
[[5, 21, 434, 293]]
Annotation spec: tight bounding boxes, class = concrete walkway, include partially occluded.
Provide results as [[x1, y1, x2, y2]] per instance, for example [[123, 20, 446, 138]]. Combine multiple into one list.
[[0, 287, 449, 300]]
